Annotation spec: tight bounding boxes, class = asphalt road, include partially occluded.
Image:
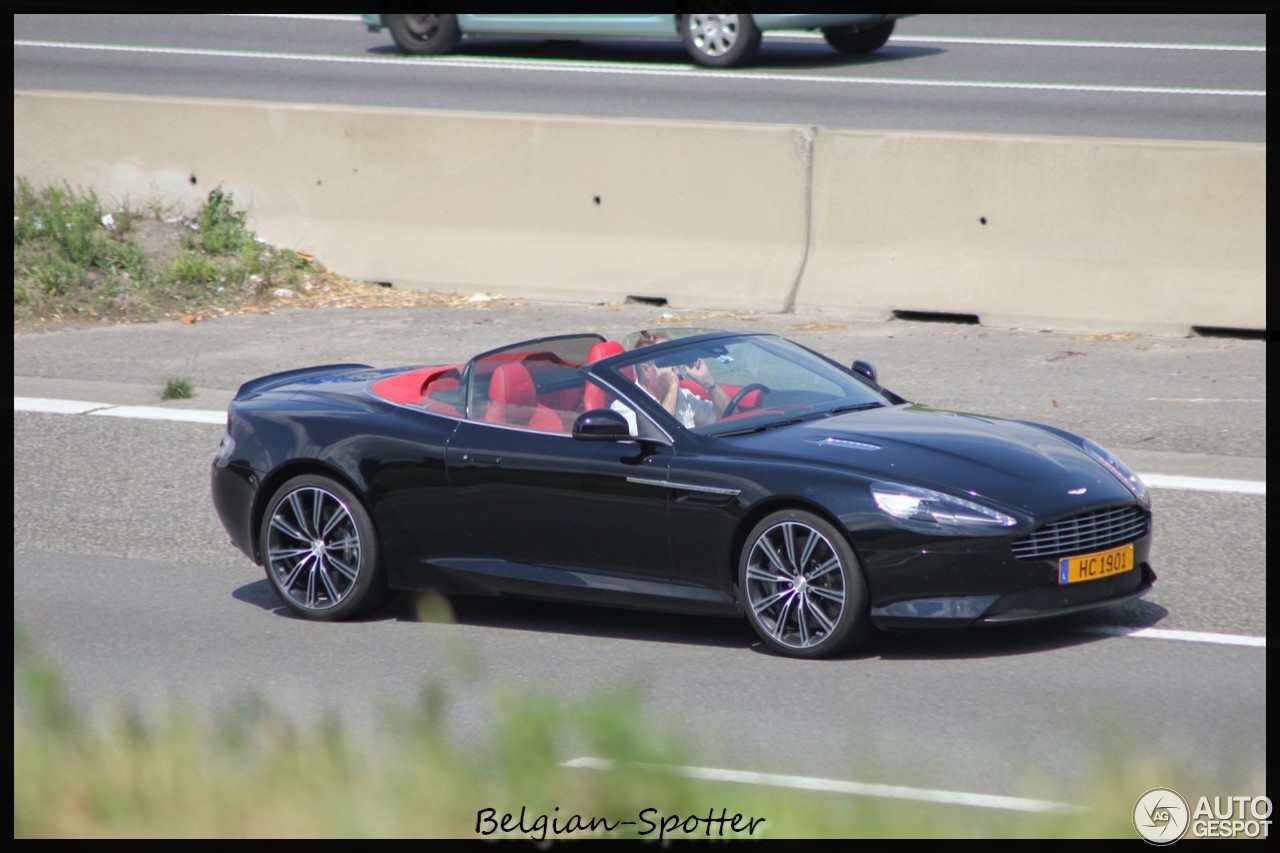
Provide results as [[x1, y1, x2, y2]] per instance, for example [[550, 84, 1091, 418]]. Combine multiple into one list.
[[13, 301, 1267, 819], [13, 13, 1267, 142]]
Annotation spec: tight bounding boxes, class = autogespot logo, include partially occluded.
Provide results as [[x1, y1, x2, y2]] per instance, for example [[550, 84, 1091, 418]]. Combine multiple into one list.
[[1134, 787, 1190, 844]]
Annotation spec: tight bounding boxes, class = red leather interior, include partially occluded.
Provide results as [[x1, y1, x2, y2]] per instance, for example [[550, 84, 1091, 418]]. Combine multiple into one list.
[[523, 356, 582, 422], [718, 408, 783, 423], [370, 342, 669, 431], [371, 365, 456, 405], [587, 341, 624, 362], [680, 379, 709, 399], [583, 341, 625, 410], [680, 381, 760, 409], [484, 361, 565, 431]]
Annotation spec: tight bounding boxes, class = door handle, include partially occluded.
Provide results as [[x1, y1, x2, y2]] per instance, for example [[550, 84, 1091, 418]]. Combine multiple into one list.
[[461, 453, 503, 466]]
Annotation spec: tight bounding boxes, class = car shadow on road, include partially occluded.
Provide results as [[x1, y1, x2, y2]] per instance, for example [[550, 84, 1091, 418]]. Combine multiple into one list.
[[869, 600, 1173, 661], [394, 591, 760, 652], [232, 578, 289, 610], [235, 579, 1171, 660], [232, 579, 756, 649], [365, 40, 943, 70]]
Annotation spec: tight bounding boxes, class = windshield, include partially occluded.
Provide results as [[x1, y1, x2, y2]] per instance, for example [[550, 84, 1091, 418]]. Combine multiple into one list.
[[604, 333, 891, 437]]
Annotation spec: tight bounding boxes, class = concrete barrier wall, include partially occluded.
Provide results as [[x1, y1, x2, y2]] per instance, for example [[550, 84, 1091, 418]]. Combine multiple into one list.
[[800, 130, 1266, 332], [13, 90, 811, 312], [14, 90, 1266, 333]]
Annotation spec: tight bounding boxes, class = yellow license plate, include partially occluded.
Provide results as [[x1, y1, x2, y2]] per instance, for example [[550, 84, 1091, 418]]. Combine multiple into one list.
[[1058, 544, 1135, 585]]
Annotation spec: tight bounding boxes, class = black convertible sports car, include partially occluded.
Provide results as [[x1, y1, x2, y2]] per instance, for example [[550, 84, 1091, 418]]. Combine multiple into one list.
[[211, 329, 1154, 658]]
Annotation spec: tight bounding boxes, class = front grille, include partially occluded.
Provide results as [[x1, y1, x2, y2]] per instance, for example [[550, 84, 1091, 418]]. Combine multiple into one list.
[[1011, 506, 1149, 560]]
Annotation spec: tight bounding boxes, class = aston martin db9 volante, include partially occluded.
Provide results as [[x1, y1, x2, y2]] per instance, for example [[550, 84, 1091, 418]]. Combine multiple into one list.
[[212, 329, 1154, 658]]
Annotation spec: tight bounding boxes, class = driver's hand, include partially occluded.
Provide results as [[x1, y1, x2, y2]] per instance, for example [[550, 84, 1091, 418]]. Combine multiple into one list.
[[684, 357, 713, 387], [654, 365, 678, 397]]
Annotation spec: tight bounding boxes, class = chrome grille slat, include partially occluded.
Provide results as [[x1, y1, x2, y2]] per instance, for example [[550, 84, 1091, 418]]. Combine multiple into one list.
[[1011, 506, 1149, 560]]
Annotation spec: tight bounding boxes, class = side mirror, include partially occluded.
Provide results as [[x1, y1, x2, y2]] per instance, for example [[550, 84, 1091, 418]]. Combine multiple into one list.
[[852, 359, 878, 384], [573, 408, 632, 441]]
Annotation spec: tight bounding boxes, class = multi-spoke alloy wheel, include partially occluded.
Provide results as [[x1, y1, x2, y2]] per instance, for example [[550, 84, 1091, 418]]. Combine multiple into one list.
[[681, 13, 761, 68], [739, 510, 869, 657], [261, 475, 388, 620]]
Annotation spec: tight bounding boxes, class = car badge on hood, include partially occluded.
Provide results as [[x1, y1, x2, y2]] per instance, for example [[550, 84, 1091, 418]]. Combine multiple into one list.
[[814, 437, 881, 451]]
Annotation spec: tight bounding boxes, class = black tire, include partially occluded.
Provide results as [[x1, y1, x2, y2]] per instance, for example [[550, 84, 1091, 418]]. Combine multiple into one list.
[[386, 14, 461, 56], [738, 509, 870, 658], [681, 13, 761, 68], [260, 474, 390, 621], [822, 20, 895, 56]]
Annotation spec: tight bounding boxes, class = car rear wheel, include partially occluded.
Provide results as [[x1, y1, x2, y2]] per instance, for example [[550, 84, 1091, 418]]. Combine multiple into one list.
[[260, 474, 390, 620], [681, 13, 761, 68], [386, 14, 461, 56], [738, 509, 870, 657], [822, 20, 896, 55]]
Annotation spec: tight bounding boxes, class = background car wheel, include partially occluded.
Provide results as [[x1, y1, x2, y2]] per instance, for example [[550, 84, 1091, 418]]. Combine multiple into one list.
[[386, 14, 461, 56], [738, 509, 870, 658], [260, 474, 390, 621], [822, 20, 896, 55], [681, 13, 761, 68]]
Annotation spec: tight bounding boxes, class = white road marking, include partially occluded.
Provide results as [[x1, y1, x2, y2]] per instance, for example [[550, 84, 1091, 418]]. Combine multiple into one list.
[[14, 397, 225, 424], [1080, 626, 1265, 647], [89, 405, 227, 424], [1147, 397, 1265, 403], [225, 13, 358, 22], [561, 757, 1084, 814], [13, 40, 1265, 97], [775, 31, 1266, 52], [1141, 474, 1265, 495], [14, 397, 106, 415]]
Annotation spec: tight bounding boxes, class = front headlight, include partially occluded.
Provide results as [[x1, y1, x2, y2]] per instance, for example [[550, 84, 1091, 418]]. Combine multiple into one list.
[[871, 482, 1016, 531], [1082, 439, 1148, 503]]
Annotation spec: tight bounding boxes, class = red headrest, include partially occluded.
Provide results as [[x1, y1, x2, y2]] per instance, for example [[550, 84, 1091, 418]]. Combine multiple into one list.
[[588, 340, 624, 362]]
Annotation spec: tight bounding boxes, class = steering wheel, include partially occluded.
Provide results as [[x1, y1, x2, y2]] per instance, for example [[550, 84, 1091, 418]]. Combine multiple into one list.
[[722, 383, 770, 417]]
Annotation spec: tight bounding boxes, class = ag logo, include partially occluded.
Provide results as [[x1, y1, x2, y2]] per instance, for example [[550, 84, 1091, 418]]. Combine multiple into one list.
[[1134, 787, 1190, 844]]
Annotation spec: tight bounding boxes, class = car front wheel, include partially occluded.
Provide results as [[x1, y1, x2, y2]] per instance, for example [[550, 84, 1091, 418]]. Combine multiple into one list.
[[386, 14, 461, 56], [260, 474, 389, 620], [738, 509, 870, 657], [822, 20, 896, 55], [681, 13, 761, 68]]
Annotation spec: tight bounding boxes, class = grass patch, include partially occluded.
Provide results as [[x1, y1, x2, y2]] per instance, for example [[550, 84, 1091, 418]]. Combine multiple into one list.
[[12, 626, 1261, 839], [160, 378, 195, 400], [13, 179, 320, 331], [14, 177, 511, 333], [196, 186, 252, 256]]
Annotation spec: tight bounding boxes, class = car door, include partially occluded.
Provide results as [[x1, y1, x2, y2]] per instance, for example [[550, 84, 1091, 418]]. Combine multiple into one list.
[[442, 418, 674, 580], [459, 14, 674, 38]]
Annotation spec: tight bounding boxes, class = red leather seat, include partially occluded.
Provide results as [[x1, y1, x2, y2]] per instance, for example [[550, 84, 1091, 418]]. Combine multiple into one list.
[[484, 362, 564, 431], [583, 341, 625, 410], [587, 341, 624, 363]]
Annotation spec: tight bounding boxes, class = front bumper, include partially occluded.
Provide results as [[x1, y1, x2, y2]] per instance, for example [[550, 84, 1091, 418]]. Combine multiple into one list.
[[870, 564, 1155, 630]]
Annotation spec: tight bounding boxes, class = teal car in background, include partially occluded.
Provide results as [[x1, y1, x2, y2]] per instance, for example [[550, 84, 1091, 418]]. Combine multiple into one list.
[[363, 13, 908, 68]]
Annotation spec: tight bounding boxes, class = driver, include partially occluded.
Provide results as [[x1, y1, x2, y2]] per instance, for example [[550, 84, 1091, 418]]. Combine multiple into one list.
[[613, 330, 730, 430]]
